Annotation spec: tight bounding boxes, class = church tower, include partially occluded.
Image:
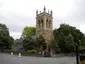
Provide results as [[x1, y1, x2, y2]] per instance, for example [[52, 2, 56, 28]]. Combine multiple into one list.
[[36, 6, 54, 44]]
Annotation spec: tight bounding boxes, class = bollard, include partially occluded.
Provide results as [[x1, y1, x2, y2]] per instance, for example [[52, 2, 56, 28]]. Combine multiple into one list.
[[19, 53, 21, 58], [42, 51, 44, 56], [39, 52, 41, 54], [11, 52, 13, 56]]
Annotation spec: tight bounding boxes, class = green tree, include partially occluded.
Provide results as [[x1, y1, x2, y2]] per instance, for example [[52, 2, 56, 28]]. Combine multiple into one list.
[[22, 26, 36, 51], [51, 40, 60, 53], [22, 26, 36, 38], [23, 37, 33, 51], [53, 23, 85, 53], [65, 34, 75, 53], [36, 35, 46, 51], [0, 23, 14, 52]]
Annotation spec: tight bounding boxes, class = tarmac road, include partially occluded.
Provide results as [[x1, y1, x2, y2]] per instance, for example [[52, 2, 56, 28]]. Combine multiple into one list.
[[0, 53, 76, 64]]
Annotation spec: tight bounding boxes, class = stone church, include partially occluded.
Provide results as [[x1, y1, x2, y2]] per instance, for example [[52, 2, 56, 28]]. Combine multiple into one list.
[[36, 6, 54, 43], [36, 6, 54, 56]]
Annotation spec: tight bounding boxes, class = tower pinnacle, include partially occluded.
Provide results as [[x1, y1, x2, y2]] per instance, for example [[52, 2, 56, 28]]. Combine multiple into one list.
[[51, 10, 52, 15], [43, 6, 46, 12], [36, 10, 38, 15]]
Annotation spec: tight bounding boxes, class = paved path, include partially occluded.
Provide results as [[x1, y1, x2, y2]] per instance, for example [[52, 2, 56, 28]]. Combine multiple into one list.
[[0, 53, 76, 64]]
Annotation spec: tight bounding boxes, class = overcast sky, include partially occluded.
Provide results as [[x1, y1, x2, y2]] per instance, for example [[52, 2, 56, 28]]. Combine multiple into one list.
[[0, 0, 85, 39]]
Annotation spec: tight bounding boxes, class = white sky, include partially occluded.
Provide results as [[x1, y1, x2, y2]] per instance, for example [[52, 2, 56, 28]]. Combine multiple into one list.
[[0, 0, 85, 39]]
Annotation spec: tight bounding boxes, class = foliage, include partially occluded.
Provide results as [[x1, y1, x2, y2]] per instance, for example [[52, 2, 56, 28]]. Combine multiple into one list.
[[53, 23, 85, 53], [36, 35, 47, 51], [0, 23, 14, 52], [42, 42, 47, 50], [51, 40, 61, 53], [23, 29, 47, 52], [23, 36, 37, 51], [27, 50, 37, 54], [22, 26, 36, 38], [22, 26, 36, 51], [22, 24, 85, 54]]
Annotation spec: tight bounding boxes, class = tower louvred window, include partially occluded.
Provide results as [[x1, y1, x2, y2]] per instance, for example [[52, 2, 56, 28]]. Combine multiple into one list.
[[38, 20, 40, 28], [46, 19, 48, 28], [41, 20, 43, 28]]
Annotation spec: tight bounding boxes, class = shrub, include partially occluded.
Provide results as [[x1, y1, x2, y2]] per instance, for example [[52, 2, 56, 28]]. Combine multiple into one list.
[[27, 50, 37, 54]]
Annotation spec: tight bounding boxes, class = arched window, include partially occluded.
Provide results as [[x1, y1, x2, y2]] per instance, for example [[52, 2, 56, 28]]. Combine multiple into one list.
[[49, 20, 51, 28]]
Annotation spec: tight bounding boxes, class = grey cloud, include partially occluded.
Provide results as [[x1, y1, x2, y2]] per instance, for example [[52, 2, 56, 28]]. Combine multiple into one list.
[[0, 0, 85, 39], [64, 0, 85, 24], [0, 12, 36, 39], [53, 0, 85, 34]]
